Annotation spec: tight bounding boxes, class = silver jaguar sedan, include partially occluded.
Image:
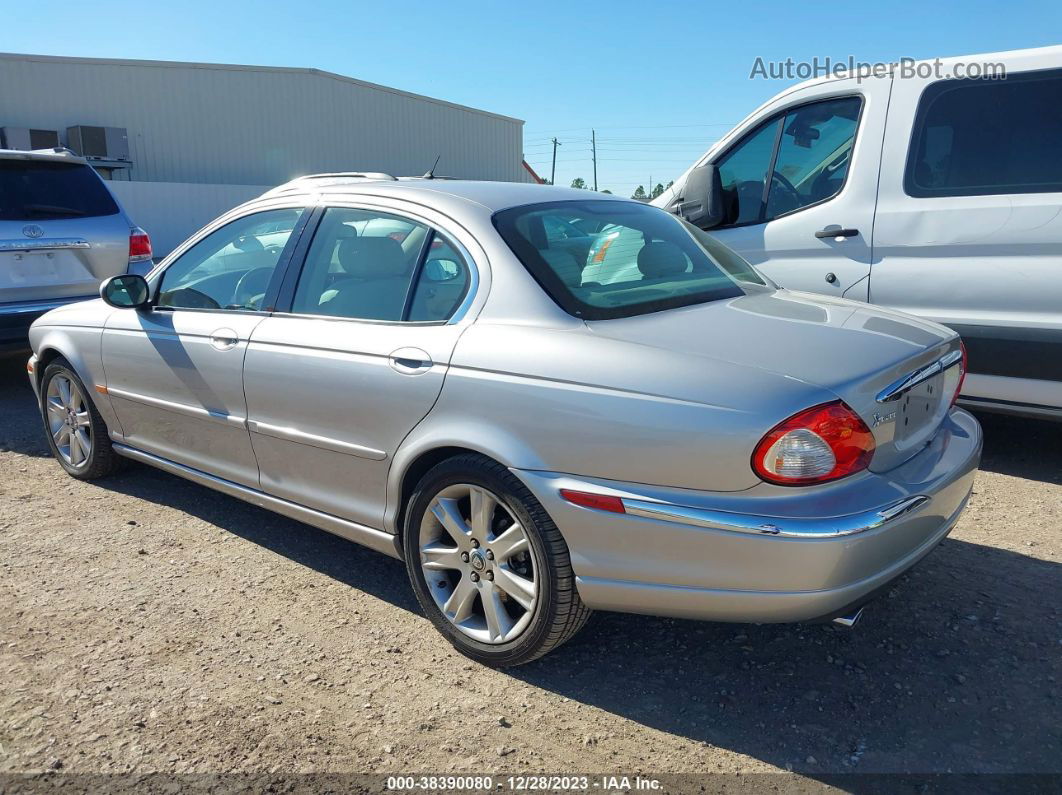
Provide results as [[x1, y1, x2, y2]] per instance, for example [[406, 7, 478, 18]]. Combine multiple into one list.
[[27, 175, 982, 666]]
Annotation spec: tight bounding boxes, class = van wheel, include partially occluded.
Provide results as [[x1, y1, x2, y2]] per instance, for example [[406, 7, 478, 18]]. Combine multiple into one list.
[[403, 454, 591, 666], [40, 358, 121, 480]]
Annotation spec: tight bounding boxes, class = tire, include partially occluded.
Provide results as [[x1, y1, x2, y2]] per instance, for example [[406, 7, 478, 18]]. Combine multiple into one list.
[[403, 453, 591, 666], [40, 358, 122, 480]]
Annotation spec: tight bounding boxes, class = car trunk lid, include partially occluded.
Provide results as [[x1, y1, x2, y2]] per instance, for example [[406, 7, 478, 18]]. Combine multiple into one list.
[[584, 289, 961, 473]]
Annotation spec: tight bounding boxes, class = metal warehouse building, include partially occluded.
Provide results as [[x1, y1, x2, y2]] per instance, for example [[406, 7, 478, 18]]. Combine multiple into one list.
[[0, 52, 533, 254]]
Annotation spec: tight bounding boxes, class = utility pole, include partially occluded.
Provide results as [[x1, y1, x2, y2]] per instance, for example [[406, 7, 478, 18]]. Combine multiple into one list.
[[591, 129, 598, 192], [550, 137, 561, 186]]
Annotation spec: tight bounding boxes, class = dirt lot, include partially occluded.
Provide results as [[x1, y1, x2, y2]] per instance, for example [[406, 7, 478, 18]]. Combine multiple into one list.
[[0, 348, 1059, 789]]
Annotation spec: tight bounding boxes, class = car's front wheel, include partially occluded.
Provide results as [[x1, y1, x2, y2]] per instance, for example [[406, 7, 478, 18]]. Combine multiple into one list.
[[403, 454, 590, 666], [40, 358, 122, 480]]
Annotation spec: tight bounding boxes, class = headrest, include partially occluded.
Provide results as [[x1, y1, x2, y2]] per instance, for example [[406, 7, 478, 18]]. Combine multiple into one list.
[[539, 248, 583, 287], [337, 236, 407, 278], [637, 241, 688, 279]]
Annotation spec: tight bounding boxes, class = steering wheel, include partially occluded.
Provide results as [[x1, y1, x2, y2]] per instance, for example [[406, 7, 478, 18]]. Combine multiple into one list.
[[768, 172, 803, 215], [160, 287, 220, 310], [233, 267, 275, 310]]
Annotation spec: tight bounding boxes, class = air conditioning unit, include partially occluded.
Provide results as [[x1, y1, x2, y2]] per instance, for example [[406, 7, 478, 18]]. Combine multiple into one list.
[[66, 125, 130, 161], [2, 126, 60, 150]]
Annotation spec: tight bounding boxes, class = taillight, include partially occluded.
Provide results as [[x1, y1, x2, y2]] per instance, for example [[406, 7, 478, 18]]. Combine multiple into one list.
[[128, 227, 152, 263], [752, 401, 875, 486], [950, 341, 968, 407]]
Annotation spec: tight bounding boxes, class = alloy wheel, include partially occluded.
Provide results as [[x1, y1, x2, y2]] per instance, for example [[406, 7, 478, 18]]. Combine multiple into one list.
[[46, 374, 93, 468], [418, 483, 538, 644]]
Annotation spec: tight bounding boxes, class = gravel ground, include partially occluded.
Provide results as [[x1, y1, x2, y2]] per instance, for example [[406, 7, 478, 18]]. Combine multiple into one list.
[[0, 349, 1059, 789]]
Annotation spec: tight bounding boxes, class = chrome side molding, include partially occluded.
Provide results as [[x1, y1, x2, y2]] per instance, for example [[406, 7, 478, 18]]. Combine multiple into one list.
[[247, 420, 387, 460], [621, 494, 930, 538], [877, 349, 963, 404], [106, 386, 246, 428]]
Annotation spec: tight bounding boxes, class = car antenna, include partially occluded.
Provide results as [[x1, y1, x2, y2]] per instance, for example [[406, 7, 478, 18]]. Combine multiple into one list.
[[422, 155, 441, 179]]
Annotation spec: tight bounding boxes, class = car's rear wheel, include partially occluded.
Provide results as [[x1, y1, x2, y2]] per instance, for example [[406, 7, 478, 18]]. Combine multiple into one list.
[[41, 358, 121, 480], [403, 454, 591, 666]]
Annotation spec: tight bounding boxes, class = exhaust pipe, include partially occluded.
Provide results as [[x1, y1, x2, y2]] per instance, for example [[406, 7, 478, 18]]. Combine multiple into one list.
[[832, 607, 864, 628]]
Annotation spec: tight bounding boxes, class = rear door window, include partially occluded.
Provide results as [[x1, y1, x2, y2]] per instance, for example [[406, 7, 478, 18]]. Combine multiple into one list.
[[0, 159, 119, 220], [289, 207, 471, 323], [906, 68, 1062, 196]]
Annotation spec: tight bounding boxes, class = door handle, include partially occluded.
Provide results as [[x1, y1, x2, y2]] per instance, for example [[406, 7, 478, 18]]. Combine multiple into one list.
[[209, 328, 240, 351], [815, 226, 860, 240], [388, 347, 433, 375]]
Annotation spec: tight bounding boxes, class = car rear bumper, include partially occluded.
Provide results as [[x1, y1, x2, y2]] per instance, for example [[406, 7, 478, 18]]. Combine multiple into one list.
[[514, 408, 982, 623], [0, 296, 95, 348]]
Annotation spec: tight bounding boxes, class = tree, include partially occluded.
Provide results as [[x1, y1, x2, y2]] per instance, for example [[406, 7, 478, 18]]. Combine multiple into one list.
[[570, 177, 586, 189], [631, 185, 647, 200], [666, 180, 674, 190], [650, 183, 666, 199], [600, 189, 612, 194]]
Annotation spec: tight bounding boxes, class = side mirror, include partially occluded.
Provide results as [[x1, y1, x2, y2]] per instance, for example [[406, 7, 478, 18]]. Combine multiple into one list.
[[100, 274, 150, 309], [674, 164, 725, 230]]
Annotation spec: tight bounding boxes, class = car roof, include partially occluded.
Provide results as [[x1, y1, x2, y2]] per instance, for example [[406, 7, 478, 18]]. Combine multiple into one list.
[[259, 176, 631, 213]]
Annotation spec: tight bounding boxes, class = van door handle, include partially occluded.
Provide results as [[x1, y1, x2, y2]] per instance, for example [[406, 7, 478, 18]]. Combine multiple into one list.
[[388, 347, 433, 375], [815, 226, 860, 240], [209, 328, 240, 350]]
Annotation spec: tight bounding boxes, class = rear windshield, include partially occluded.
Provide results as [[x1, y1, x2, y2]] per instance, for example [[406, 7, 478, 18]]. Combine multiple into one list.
[[0, 159, 120, 221], [493, 200, 765, 320]]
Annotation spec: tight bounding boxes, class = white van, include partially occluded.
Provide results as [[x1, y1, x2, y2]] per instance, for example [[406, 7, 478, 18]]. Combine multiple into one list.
[[654, 46, 1062, 420]]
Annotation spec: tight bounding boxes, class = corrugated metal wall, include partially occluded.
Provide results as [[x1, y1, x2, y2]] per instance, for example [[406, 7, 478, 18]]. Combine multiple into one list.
[[0, 53, 526, 185]]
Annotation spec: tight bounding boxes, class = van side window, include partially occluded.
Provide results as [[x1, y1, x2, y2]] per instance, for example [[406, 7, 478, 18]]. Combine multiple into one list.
[[713, 96, 862, 227], [764, 97, 861, 220], [906, 69, 1062, 197]]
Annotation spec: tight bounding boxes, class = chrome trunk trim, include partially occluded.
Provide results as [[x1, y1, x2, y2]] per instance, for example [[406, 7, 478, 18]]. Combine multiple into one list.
[[877, 349, 963, 403], [0, 237, 91, 252], [620, 495, 930, 538], [111, 443, 402, 559]]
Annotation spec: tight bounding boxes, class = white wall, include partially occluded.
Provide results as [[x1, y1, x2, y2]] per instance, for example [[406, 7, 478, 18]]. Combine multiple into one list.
[[108, 181, 268, 256]]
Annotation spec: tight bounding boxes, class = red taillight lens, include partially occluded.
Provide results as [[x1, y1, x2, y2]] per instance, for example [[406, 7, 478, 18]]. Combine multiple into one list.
[[752, 401, 875, 486], [950, 341, 968, 407], [128, 227, 152, 263], [560, 489, 626, 513]]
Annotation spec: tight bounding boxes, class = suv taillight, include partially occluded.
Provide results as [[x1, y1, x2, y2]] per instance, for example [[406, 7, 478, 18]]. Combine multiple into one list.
[[128, 227, 152, 263], [752, 401, 875, 486]]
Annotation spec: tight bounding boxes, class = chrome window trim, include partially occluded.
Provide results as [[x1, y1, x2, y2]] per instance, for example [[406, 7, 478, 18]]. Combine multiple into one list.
[[621, 494, 931, 538], [877, 349, 963, 403]]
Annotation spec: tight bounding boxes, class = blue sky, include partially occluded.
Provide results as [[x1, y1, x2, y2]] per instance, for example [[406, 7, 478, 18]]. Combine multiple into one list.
[[5, 1, 1060, 195]]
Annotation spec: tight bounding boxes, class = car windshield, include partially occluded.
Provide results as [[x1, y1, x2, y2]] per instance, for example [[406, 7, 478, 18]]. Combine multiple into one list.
[[493, 199, 767, 320], [0, 159, 120, 221]]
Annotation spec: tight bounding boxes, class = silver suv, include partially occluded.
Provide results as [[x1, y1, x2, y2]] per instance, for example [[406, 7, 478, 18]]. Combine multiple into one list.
[[1, 148, 150, 348]]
